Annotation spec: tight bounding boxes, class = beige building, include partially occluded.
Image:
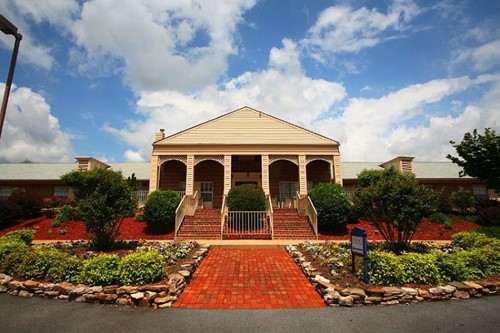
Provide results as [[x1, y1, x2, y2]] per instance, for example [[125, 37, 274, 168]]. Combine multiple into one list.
[[149, 106, 342, 209]]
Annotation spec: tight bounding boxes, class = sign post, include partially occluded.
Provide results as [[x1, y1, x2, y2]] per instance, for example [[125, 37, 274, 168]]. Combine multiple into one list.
[[350, 227, 369, 283]]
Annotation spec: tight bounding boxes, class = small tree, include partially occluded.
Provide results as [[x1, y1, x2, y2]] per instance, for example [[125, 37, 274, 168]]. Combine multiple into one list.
[[352, 167, 439, 252], [227, 184, 266, 211], [447, 128, 500, 192], [61, 169, 136, 250], [450, 188, 477, 214], [142, 190, 181, 232], [308, 183, 352, 232]]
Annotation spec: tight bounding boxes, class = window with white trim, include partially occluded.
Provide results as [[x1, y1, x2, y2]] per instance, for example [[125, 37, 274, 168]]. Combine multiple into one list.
[[53, 186, 69, 199], [0, 187, 13, 199], [201, 182, 213, 203]]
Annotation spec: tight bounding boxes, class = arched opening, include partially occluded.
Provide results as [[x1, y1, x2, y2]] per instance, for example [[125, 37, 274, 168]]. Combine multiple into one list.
[[269, 160, 299, 206], [307, 160, 331, 188], [159, 160, 186, 196], [194, 160, 224, 208]]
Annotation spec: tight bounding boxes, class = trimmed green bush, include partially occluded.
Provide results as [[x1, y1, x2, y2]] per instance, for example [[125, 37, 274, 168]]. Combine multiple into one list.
[[1, 245, 31, 276], [367, 251, 405, 286], [400, 252, 440, 285], [451, 188, 477, 214], [143, 190, 181, 232], [0, 229, 34, 245], [81, 254, 121, 286], [435, 252, 469, 282], [18, 247, 66, 280], [118, 250, 166, 285], [227, 184, 266, 211], [47, 256, 84, 283], [472, 226, 500, 239], [451, 232, 496, 249], [308, 183, 352, 232]]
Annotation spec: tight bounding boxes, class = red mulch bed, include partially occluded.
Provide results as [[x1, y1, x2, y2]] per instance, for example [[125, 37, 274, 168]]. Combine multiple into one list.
[[1, 216, 479, 241], [0, 217, 175, 241], [319, 219, 479, 241]]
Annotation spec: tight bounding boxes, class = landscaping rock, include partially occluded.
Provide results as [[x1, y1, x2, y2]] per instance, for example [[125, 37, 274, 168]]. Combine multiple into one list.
[[338, 295, 353, 307], [23, 280, 40, 290], [0, 285, 7, 293], [0, 274, 12, 285], [54, 282, 75, 294], [117, 286, 138, 295], [140, 284, 168, 292], [401, 287, 418, 296], [130, 292, 145, 300], [448, 281, 474, 291]]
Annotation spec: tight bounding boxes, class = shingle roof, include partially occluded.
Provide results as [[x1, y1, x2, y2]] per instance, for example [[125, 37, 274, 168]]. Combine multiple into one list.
[[342, 162, 470, 179], [0, 161, 467, 181], [0, 163, 150, 181]]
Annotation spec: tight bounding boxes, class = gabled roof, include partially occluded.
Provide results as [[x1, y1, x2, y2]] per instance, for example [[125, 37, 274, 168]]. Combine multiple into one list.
[[155, 106, 339, 146]]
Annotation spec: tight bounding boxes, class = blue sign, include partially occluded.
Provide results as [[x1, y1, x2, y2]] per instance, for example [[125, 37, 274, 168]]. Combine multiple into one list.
[[350, 227, 369, 283]]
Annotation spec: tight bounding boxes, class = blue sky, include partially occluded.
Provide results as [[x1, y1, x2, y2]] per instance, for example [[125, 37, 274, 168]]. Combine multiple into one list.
[[0, 0, 499, 163]]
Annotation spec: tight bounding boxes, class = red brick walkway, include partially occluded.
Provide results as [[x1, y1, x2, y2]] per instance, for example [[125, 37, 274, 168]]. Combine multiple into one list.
[[173, 249, 326, 309]]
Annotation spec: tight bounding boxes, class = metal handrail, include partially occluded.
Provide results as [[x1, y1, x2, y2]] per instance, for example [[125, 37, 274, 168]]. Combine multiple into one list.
[[224, 211, 271, 238]]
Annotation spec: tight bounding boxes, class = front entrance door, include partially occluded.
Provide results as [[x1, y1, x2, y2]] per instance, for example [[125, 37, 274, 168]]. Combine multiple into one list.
[[200, 182, 214, 209]]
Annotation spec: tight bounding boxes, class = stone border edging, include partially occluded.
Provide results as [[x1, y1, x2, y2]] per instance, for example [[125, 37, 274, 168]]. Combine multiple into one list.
[[286, 245, 500, 307], [0, 244, 210, 309]]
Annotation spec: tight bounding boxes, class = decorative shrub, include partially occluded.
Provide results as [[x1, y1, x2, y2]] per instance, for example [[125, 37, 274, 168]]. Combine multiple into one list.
[[0, 240, 29, 264], [352, 167, 439, 251], [429, 212, 452, 229], [451, 232, 496, 249], [367, 251, 404, 286], [0, 229, 34, 245], [81, 254, 121, 286], [47, 256, 84, 283], [143, 190, 181, 232], [451, 188, 477, 214], [61, 168, 137, 250], [227, 184, 266, 211], [18, 247, 66, 280], [435, 252, 469, 282], [476, 200, 500, 226], [399, 252, 441, 285], [308, 183, 352, 232], [0, 245, 31, 276], [0, 189, 43, 225], [118, 250, 166, 285], [54, 205, 80, 224]]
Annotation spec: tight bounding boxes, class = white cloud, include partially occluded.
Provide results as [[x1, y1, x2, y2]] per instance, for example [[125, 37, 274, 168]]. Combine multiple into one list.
[[0, 83, 74, 162], [105, 40, 346, 161], [454, 39, 500, 72], [303, 0, 420, 62], [71, 0, 256, 92], [0, 0, 80, 70], [316, 76, 500, 162]]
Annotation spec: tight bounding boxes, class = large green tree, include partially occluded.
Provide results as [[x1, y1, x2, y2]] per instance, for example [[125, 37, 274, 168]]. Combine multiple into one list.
[[447, 128, 500, 192], [61, 169, 136, 250], [352, 167, 439, 252]]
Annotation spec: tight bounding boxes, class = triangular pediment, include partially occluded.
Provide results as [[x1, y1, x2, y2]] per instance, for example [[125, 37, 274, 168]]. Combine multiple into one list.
[[155, 106, 339, 146]]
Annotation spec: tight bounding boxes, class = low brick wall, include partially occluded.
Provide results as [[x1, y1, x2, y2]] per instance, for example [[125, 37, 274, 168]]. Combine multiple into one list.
[[286, 245, 500, 307], [0, 244, 209, 309]]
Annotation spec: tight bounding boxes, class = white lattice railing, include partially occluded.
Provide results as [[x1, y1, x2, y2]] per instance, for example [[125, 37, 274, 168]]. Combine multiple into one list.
[[132, 190, 149, 206]]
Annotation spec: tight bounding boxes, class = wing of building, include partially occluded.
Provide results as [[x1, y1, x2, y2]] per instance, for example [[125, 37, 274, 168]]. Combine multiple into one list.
[[0, 106, 495, 204]]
